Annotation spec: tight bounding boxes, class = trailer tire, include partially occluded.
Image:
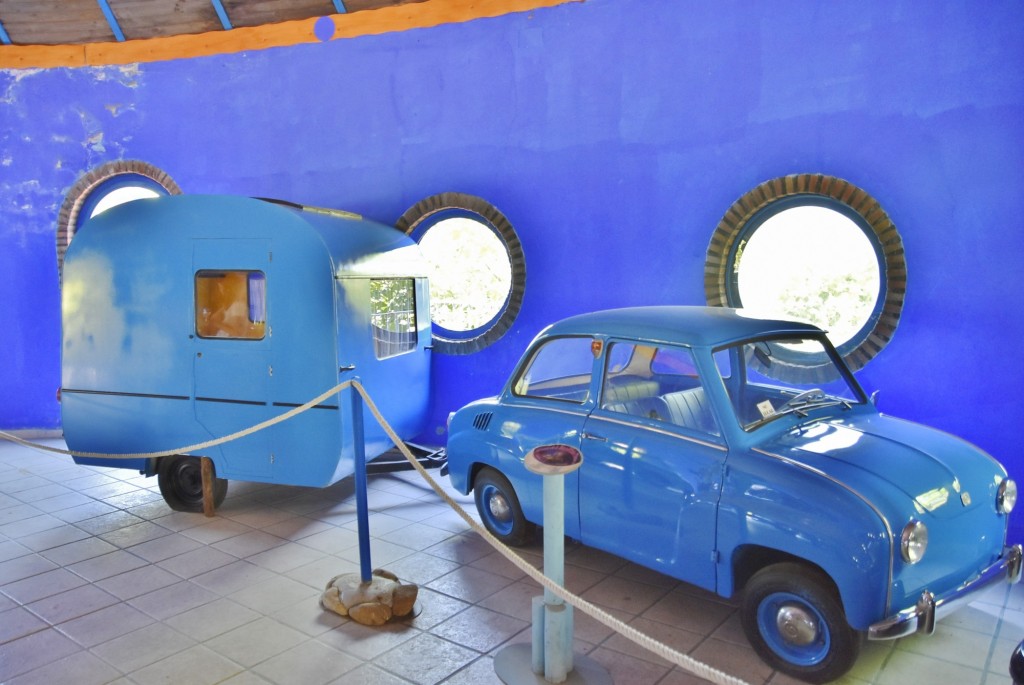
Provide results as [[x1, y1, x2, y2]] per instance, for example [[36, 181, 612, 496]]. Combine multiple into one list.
[[158, 455, 227, 512]]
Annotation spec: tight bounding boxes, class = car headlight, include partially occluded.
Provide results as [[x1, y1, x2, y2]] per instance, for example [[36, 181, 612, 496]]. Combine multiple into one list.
[[901, 520, 928, 564], [998, 478, 1017, 515]]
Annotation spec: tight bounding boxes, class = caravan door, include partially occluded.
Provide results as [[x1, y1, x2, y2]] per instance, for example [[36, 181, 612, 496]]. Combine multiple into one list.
[[192, 240, 274, 480]]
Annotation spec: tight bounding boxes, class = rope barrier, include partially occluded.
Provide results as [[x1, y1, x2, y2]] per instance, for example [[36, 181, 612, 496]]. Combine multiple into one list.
[[0, 380, 749, 685], [0, 380, 351, 460], [349, 383, 751, 685]]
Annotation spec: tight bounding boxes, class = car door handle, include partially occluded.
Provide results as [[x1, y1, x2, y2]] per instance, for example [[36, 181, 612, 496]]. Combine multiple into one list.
[[582, 432, 607, 442]]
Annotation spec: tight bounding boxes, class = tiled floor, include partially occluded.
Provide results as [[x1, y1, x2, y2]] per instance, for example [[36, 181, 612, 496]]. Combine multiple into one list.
[[0, 436, 1021, 685]]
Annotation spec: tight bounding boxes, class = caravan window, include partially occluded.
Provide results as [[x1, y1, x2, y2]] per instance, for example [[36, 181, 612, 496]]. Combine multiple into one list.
[[195, 271, 267, 340], [371, 279, 418, 359]]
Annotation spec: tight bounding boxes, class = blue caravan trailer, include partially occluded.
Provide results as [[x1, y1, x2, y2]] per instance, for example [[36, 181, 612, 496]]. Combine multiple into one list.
[[60, 195, 432, 511]]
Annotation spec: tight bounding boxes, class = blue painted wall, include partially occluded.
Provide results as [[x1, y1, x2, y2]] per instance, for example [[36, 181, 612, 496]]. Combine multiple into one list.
[[2, 0, 1022, 537]]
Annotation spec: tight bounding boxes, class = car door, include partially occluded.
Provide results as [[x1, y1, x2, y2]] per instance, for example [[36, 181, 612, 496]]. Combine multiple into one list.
[[499, 335, 601, 539], [578, 341, 727, 590]]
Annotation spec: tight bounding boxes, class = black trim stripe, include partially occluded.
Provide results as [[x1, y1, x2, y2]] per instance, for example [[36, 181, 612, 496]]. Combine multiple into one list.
[[272, 402, 339, 411], [62, 389, 338, 411], [195, 397, 267, 407], [62, 388, 189, 401]]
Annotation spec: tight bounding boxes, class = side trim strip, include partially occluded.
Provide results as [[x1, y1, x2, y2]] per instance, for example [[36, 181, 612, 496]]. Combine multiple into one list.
[[272, 402, 338, 411], [62, 389, 339, 411], [62, 388, 189, 401], [590, 413, 728, 452], [195, 397, 266, 407]]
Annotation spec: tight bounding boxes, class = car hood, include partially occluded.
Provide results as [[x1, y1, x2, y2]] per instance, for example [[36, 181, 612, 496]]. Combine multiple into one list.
[[762, 414, 1006, 520]]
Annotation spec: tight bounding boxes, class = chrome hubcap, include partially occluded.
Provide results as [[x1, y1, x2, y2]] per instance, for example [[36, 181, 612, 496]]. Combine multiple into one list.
[[775, 603, 818, 646], [488, 492, 511, 522]]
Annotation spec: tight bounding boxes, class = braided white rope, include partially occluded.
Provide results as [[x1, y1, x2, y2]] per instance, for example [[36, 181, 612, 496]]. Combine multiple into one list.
[[349, 383, 751, 685], [1, 381, 750, 685], [0, 380, 351, 460]]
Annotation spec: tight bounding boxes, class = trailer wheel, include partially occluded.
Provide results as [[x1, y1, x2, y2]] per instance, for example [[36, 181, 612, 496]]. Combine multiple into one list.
[[158, 455, 227, 512]]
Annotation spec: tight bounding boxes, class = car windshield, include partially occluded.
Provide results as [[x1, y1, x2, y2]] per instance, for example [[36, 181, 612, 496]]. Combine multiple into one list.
[[714, 335, 866, 431]]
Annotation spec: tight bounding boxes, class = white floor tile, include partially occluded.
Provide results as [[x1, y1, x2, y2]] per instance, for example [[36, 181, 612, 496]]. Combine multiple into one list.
[[128, 644, 245, 685], [204, 616, 307, 667], [90, 621, 196, 673], [0, 443, 1018, 685]]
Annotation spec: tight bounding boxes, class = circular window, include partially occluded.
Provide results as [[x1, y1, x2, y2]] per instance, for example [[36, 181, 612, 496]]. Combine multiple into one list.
[[418, 216, 513, 331], [57, 160, 181, 277], [397, 193, 525, 355], [706, 174, 906, 373]]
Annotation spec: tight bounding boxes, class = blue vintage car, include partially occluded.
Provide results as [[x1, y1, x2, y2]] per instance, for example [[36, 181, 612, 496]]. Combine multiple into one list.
[[446, 306, 1022, 683]]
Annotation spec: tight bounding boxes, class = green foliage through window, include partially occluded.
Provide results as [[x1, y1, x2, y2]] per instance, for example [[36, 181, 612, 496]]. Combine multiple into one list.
[[418, 217, 512, 332], [370, 279, 417, 359], [735, 206, 880, 348]]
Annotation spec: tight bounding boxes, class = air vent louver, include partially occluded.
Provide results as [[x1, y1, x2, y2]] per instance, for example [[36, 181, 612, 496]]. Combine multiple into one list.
[[472, 412, 493, 431]]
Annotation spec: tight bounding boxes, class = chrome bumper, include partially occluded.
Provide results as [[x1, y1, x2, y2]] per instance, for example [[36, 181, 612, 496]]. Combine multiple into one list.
[[868, 543, 1022, 641]]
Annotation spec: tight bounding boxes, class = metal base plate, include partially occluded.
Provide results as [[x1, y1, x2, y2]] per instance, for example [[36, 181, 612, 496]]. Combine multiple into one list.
[[494, 643, 612, 685]]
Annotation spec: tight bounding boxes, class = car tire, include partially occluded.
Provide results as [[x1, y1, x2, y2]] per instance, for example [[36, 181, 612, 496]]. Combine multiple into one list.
[[741, 562, 861, 684], [158, 455, 228, 513], [474, 467, 534, 546]]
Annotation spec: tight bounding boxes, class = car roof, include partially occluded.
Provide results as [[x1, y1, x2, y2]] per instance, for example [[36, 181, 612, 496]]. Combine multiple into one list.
[[540, 306, 824, 348]]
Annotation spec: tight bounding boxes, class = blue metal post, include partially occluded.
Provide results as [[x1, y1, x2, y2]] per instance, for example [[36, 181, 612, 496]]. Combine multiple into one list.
[[0, 19, 11, 45], [209, 0, 233, 30], [351, 381, 372, 583], [331, 0, 348, 13], [494, 443, 610, 685], [96, 0, 126, 42], [539, 473, 573, 682], [542, 475, 566, 602]]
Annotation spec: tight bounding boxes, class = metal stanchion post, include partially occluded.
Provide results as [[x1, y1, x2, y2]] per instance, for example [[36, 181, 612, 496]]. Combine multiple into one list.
[[494, 445, 611, 685], [351, 379, 372, 583]]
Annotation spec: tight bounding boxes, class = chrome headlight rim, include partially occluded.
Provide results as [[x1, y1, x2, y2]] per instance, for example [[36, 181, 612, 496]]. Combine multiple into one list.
[[998, 478, 1017, 515], [900, 520, 928, 564]]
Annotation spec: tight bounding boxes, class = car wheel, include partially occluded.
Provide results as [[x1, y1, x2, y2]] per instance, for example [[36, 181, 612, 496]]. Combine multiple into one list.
[[741, 562, 861, 684], [474, 467, 534, 546], [158, 455, 227, 512]]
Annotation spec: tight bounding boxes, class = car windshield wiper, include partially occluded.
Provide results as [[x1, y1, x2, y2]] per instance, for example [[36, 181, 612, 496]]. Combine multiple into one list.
[[745, 398, 849, 431], [789, 396, 851, 412]]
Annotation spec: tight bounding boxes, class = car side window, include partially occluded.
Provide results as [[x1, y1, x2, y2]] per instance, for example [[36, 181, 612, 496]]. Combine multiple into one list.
[[606, 342, 635, 373], [601, 342, 719, 436], [513, 337, 595, 403], [651, 346, 700, 377]]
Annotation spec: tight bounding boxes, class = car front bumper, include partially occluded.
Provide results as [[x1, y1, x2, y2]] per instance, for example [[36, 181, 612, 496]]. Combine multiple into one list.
[[868, 544, 1023, 641]]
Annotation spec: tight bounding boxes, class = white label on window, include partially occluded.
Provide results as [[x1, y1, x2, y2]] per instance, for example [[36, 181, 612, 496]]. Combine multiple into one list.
[[757, 400, 775, 419]]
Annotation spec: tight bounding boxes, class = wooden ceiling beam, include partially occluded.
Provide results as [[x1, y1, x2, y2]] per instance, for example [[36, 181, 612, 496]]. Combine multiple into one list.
[[0, 0, 583, 69]]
